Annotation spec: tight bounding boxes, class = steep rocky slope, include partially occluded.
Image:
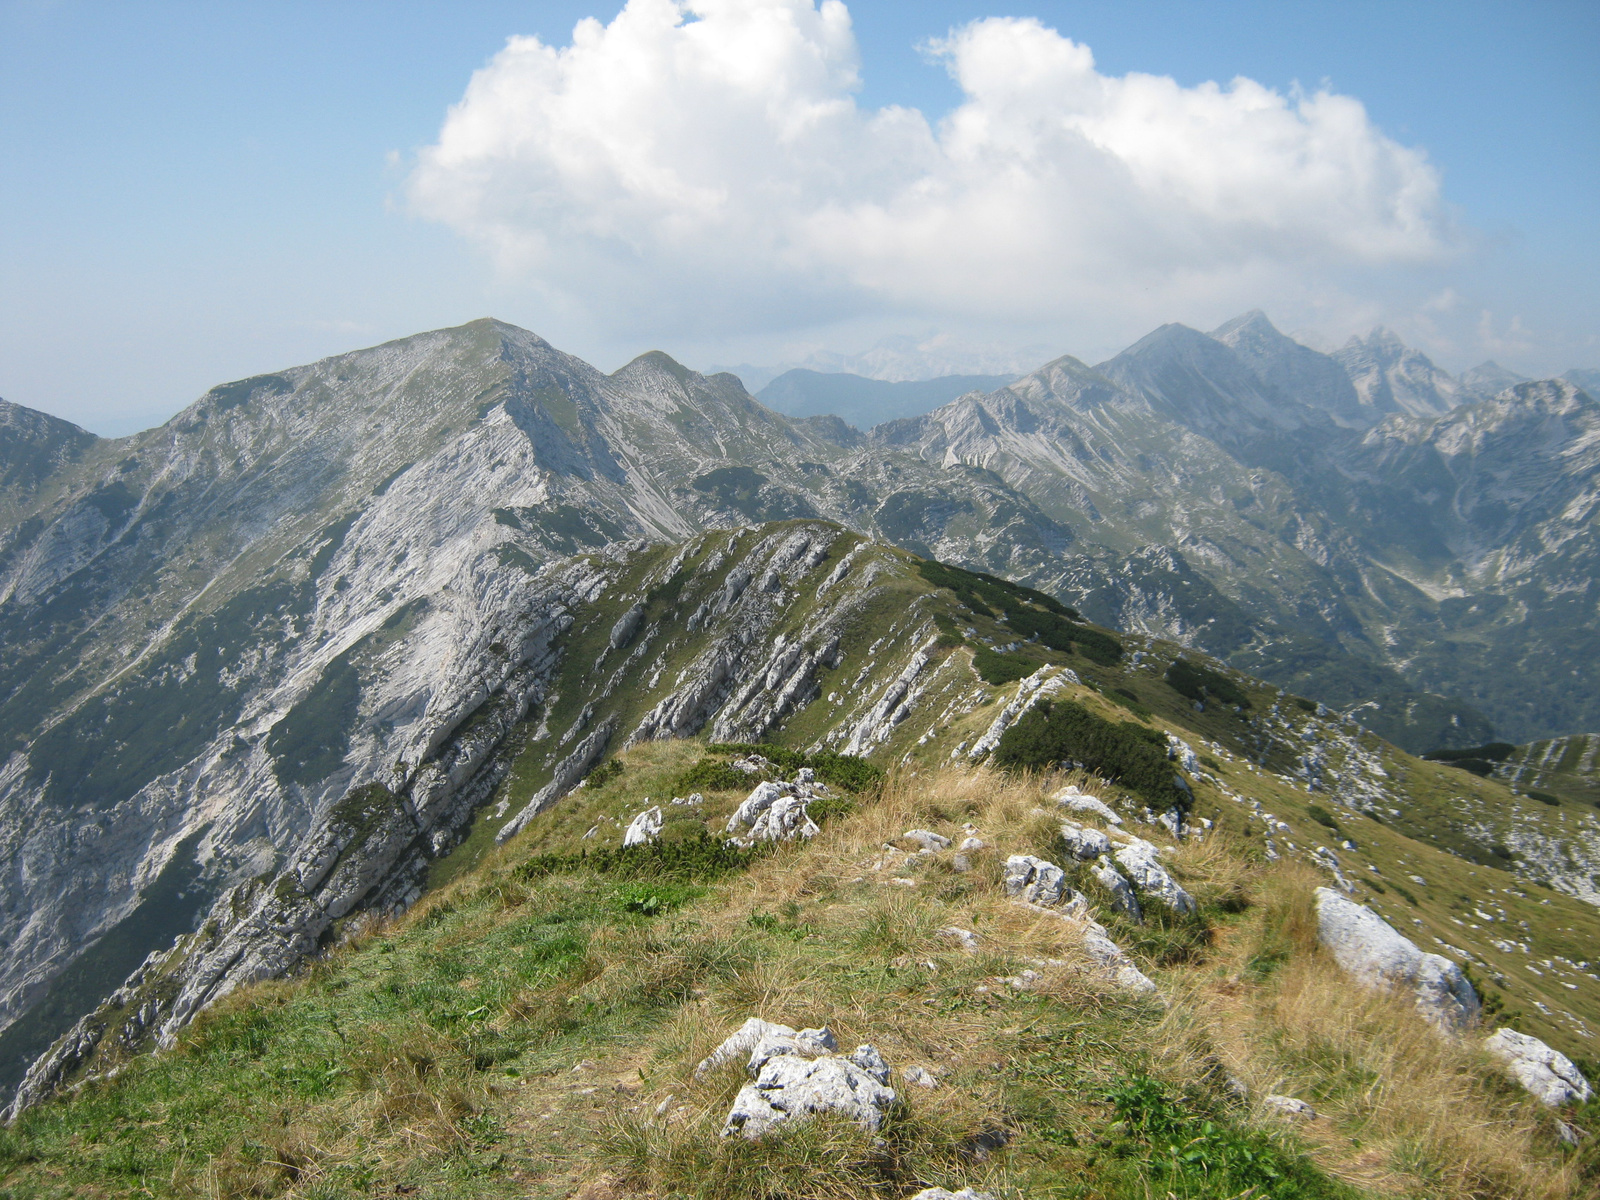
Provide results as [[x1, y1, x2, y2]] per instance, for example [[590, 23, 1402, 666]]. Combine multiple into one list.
[[0, 323, 1076, 1099]]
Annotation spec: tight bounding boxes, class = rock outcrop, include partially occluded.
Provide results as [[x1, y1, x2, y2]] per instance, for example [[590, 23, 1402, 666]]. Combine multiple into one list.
[[1314, 887, 1480, 1032], [697, 1019, 897, 1140], [1483, 1028, 1594, 1107]]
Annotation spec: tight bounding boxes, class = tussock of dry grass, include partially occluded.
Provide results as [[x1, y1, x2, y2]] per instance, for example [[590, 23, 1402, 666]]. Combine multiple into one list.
[[1157, 864, 1580, 1199]]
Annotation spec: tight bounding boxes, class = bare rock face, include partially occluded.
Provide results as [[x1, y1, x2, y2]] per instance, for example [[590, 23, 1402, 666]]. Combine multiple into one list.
[[1058, 820, 1110, 861], [1314, 887, 1480, 1032], [1090, 859, 1142, 922], [1484, 1028, 1593, 1106]]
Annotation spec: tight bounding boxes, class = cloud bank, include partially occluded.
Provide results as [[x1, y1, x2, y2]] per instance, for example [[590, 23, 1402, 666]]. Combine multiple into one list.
[[410, 0, 1451, 343]]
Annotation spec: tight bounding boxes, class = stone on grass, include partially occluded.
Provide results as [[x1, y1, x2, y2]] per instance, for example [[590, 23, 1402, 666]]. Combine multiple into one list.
[[1484, 1028, 1593, 1106], [904, 829, 951, 851], [1059, 820, 1111, 861], [903, 1065, 940, 1089], [1262, 1094, 1316, 1119], [1314, 888, 1480, 1033], [725, 778, 819, 847], [622, 806, 662, 847], [1003, 855, 1067, 906], [1054, 786, 1122, 825], [1080, 927, 1157, 995], [939, 927, 981, 953], [693, 1018, 836, 1080], [720, 1041, 897, 1139], [909, 1189, 995, 1200], [1091, 859, 1142, 923], [1112, 838, 1195, 914]]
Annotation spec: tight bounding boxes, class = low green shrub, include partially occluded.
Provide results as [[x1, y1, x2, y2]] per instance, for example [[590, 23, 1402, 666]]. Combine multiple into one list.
[[1165, 659, 1250, 709], [516, 829, 761, 883], [673, 758, 753, 794], [972, 647, 1037, 685], [994, 698, 1190, 812], [1307, 805, 1340, 831], [706, 744, 883, 794], [584, 758, 624, 788], [1527, 790, 1560, 807]]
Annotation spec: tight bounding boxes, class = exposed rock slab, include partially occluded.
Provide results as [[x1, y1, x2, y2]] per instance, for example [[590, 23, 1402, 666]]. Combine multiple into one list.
[[1484, 1028, 1593, 1106], [1314, 887, 1480, 1032]]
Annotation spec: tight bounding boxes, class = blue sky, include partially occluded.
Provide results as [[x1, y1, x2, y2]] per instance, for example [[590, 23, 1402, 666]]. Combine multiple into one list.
[[1, 0, 1595, 434]]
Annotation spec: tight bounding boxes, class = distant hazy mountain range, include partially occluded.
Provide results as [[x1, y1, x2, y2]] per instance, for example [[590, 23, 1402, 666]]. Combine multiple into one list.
[[0, 311, 1596, 1102]]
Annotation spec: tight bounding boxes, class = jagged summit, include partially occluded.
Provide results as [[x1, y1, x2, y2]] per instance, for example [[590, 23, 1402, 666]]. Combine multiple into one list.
[[1460, 359, 1529, 396], [1333, 326, 1461, 418], [1210, 310, 1364, 425], [1096, 321, 1303, 439]]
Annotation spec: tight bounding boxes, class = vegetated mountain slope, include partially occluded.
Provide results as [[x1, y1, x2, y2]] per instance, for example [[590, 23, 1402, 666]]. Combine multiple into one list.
[[0, 320, 1091, 1099], [2, 545, 1596, 1199], [0, 399, 99, 524], [9, 522, 1600, 1127], [1494, 734, 1600, 809], [756, 369, 1015, 430]]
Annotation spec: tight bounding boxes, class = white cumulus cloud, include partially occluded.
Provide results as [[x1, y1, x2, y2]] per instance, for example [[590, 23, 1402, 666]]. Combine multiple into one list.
[[409, 0, 1451, 343]]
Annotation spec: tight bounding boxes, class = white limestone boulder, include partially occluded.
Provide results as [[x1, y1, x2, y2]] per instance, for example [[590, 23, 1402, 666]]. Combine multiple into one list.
[[622, 806, 663, 847], [1003, 855, 1067, 906], [1059, 820, 1111, 862], [693, 1018, 837, 1080], [1112, 838, 1195, 915], [1091, 858, 1143, 922], [1484, 1028, 1593, 1106], [1054, 785, 1122, 825], [1314, 887, 1480, 1032], [1262, 1094, 1316, 1119], [719, 1039, 897, 1139]]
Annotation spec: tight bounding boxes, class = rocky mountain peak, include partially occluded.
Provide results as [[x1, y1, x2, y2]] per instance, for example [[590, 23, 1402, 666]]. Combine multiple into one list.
[[1333, 327, 1460, 419], [1209, 310, 1363, 425], [1461, 360, 1529, 396], [0, 397, 101, 510], [1095, 321, 1305, 440]]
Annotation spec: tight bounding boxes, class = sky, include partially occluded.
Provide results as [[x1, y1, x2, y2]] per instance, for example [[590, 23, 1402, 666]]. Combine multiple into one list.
[[1, 1, 1596, 435]]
